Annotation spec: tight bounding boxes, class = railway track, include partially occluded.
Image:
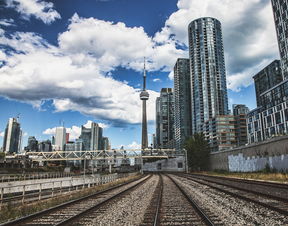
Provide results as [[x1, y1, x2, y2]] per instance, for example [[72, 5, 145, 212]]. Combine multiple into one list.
[[1, 175, 150, 226], [189, 173, 288, 200], [178, 174, 288, 216], [142, 174, 221, 226]]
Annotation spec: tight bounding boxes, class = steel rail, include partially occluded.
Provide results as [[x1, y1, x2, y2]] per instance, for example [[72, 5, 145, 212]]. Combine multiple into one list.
[[153, 174, 163, 226], [189, 173, 288, 190], [55, 175, 152, 225], [179, 174, 288, 216], [1, 174, 148, 226], [185, 174, 288, 203], [166, 174, 215, 226]]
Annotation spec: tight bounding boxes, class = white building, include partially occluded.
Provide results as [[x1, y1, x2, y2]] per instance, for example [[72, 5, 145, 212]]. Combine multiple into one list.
[[55, 127, 66, 150]]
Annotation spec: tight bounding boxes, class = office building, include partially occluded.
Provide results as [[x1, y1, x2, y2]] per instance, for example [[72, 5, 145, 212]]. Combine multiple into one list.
[[271, 0, 288, 79], [80, 122, 103, 150], [26, 136, 38, 152], [247, 80, 288, 143], [155, 88, 175, 149], [189, 17, 229, 133], [155, 97, 161, 148], [102, 137, 111, 150], [233, 104, 249, 146], [253, 60, 282, 107], [173, 58, 192, 150], [247, 1, 288, 144], [38, 140, 52, 152], [3, 118, 22, 154], [55, 127, 66, 151]]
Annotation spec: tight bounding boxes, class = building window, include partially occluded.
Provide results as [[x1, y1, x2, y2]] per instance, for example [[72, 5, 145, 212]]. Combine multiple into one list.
[[275, 112, 282, 124], [178, 162, 183, 168]]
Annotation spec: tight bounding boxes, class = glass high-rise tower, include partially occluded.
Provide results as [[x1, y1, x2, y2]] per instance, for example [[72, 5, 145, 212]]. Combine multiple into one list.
[[155, 88, 174, 149], [188, 17, 229, 133], [271, 0, 288, 80], [173, 58, 192, 150]]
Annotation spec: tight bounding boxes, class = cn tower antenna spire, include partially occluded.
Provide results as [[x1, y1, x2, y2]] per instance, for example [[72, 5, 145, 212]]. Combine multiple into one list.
[[143, 57, 146, 91]]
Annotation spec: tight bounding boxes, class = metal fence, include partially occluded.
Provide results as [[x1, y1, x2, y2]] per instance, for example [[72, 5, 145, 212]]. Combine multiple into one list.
[[0, 172, 137, 205]]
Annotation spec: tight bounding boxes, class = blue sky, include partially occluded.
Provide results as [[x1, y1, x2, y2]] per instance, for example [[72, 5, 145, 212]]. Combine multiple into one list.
[[0, 0, 279, 149]]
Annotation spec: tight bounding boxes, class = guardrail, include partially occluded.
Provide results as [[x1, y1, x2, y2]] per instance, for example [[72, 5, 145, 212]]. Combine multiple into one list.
[[0, 172, 137, 206]]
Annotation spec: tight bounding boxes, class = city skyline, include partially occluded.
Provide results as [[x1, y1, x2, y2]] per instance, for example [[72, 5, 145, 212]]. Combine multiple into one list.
[[0, 0, 280, 148]]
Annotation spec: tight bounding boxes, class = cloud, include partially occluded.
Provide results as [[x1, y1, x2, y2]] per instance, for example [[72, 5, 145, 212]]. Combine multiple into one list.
[[83, 120, 109, 129], [126, 141, 141, 150], [153, 78, 161, 82], [58, 13, 185, 72], [23, 132, 28, 137], [0, 19, 15, 27], [0, 132, 4, 137], [5, 0, 61, 24], [43, 126, 80, 140], [43, 127, 56, 135], [0, 15, 166, 125], [168, 71, 174, 80], [155, 0, 279, 91]]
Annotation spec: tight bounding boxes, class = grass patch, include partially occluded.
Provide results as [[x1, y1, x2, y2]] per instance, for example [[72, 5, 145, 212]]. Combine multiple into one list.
[[196, 171, 288, 183], [0, 173, 141, 224]]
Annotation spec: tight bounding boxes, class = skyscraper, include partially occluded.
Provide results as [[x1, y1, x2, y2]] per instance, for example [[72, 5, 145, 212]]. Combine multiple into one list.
[[55, 127, 66, 151], [271, 0, 288, 79], [188, 17, 229, 133], [140, 59, 149, 149], [173, 58, 192, 150], [3, 118, 22, 154], [155, 88, 175, 149]]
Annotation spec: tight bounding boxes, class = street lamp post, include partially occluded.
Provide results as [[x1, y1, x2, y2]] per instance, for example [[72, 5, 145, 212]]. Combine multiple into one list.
[[140, 150, 144, 174], [183, 148, 188, 173]]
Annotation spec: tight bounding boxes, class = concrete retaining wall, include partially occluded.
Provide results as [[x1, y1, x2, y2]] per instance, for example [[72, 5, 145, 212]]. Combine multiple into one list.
[[210, 136, 288, 172]]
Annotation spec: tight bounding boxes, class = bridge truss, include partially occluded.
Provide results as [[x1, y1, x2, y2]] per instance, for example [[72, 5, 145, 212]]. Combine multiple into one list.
[[26, 149, 182, 162]]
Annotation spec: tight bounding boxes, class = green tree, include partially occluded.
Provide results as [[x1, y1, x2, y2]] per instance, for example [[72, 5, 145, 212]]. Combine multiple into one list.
[[184, 133, 210, 171]]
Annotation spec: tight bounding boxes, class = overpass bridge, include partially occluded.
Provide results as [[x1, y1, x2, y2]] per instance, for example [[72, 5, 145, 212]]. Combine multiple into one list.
[[25, 149, 183, 162]]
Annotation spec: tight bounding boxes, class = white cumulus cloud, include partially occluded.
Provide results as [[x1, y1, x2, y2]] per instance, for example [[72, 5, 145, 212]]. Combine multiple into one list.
[[5, 0, 61, 24]]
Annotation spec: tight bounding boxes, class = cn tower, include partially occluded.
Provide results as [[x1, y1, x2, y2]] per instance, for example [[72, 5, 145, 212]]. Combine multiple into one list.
[[140, 58, 149, 149]]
